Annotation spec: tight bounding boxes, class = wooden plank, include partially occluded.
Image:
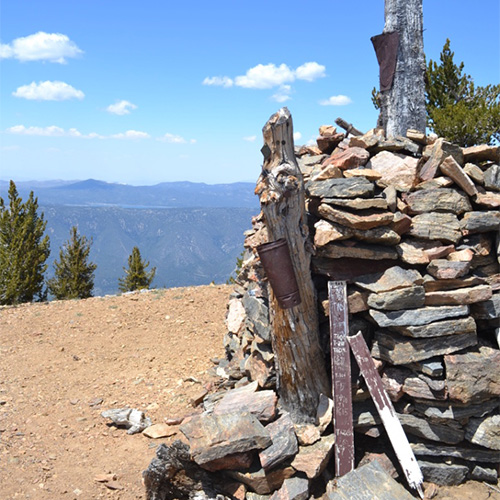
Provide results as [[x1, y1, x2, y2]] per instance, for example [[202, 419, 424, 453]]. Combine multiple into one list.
[[347, 332, 424, 497], [328, 281, 354, 477]]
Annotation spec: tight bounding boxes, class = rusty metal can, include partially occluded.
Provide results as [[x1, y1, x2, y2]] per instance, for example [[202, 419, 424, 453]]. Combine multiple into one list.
[[257, 238, 301, 309]]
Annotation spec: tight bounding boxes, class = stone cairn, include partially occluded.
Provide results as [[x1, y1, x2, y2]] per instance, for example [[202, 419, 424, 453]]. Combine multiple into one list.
[[144, 126, 500, 500]]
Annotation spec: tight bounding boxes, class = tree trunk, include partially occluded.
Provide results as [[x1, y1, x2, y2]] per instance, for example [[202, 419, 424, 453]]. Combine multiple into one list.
[[255, 107, 330, 423], [375, 0, 426, 137]]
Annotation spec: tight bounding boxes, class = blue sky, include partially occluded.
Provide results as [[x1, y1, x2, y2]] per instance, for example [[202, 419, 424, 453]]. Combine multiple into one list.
[[1, 0, 499, 185]]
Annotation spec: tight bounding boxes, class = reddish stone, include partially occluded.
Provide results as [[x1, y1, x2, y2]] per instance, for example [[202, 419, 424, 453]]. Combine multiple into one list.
[[439, 155, 478, 196], [316, 133, 345, 154], [291, 434, 336, 479], [325, 147, 370, 170], [214, 382, 277, 423], [390, 212, 412, 235], [427, 260, 471, 280], [445, 346, 500, 404]]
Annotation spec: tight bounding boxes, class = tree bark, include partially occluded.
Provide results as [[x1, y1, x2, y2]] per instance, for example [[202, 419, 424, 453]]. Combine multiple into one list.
[[255, 107, 330, 423], [376, 0, 426, 137]]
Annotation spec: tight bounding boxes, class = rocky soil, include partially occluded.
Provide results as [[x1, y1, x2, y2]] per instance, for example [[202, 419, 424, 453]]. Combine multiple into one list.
[[0, 285, 498, 499]]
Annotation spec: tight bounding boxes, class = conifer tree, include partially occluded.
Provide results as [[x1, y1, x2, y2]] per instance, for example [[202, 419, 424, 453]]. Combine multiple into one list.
[[0, 180, 50, 305], [48, 226, 97, 300], [118, 246, 156, 292], [426, 39, 500, 146]]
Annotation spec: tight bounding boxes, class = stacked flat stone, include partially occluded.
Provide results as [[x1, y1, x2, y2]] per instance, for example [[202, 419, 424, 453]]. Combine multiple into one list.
[[219, 127, 500, 488], [310, 130, 499, 486]]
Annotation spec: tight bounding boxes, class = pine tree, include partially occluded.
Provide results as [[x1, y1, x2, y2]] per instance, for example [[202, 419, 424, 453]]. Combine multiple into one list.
[[47, 226, 97, 300], [426, 39, 500, 146], [118, 246, 156, 292], [0, 180, 50, 305]]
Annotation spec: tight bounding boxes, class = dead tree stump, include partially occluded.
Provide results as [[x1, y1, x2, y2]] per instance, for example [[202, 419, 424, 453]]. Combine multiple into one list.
[[372, 0, 426, 137], [255, 107, 330, 423]]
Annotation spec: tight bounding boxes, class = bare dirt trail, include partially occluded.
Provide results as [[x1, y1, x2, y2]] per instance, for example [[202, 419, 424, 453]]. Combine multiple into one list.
[[0, 285, 229, 499], [0, 284, 498, 500]]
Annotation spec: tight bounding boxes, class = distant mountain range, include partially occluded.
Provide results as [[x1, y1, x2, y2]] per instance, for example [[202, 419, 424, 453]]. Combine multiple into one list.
[[0, 180, 259, 296], [0, 179, 258, 209]]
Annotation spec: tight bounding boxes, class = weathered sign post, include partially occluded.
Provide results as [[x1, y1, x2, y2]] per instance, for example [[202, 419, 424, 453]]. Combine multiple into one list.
[[255, 107, 330, 423], [328, 281, 354, 476], [348, 331, 424, 498]]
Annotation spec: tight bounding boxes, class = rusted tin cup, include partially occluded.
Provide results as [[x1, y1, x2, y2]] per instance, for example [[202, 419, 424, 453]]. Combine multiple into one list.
[[256, 238, 301, 309]]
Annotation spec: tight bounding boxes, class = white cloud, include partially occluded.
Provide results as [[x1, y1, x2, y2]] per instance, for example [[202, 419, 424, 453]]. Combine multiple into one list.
[[243, 135, 257, 142], [106, 100, 137, 115], [7, 124, 103, 138], [7, 125, 67, 136], [202, 76, 233, 87], [0, 44, 14, 58], [293, 132, 302, 142], [295, 62, 326, 81], [204, 61, 326, 92], [235, 63, 295, 89], [2, 145, 20, 151], [111, 130, 150, 140], [5, 125, 151, 140], [158, 133, 192, 144], [12, 80, 85, 101], [271, 84, 292, 103], [319, 95, 352, 106], [0, 32, 83, 63]]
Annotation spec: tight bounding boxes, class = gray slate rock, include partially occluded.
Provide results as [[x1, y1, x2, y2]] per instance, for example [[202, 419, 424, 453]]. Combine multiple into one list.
[[369, 305, 469, 327], [398, 413, 465, 444], [372, 330, 477, 365], [259, 413, 298, 471], [406, 188, 472, 215], [484, 164, 500, 191], [325, 460, 415, 500], [243, 293, 270, 342], [460, 211, 500, 234], [367, 285, 425, 311], [180, 412, 271, 466], [471, 293, 500, 319], [354, 266, 423, 293], [418, 460, 469, 486], [414, 398, 500, 424], [316, 242, 398, 261], [470, 464, 498, 482], [269, 477, 309, 500], [322, 197, 388, 210], [390, 316, 476, 338], [306, 177, 374, 199], [405, 357, 444, 376], [411, 442, 500, 464], [465, 414, 500, 450], [409, 212, 462, 244], [297, 154, 327, 168]]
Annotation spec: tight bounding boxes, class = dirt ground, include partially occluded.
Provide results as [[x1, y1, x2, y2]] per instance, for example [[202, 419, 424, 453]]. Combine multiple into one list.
[[1, 284, 499, 500]]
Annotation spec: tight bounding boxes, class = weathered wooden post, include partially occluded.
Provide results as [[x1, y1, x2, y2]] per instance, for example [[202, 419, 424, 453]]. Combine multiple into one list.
[[372, 0, 426, 137], [255, 107, 330, 423]]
